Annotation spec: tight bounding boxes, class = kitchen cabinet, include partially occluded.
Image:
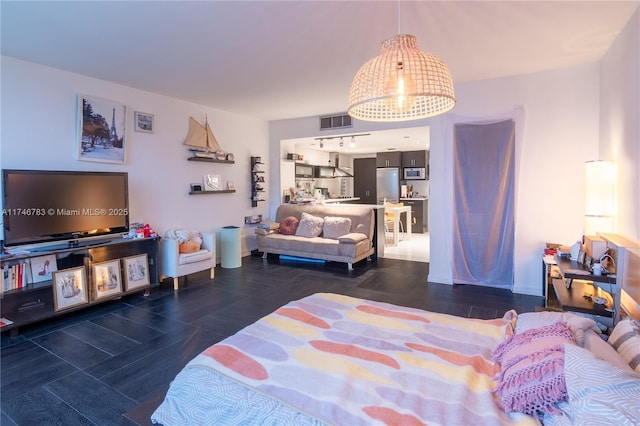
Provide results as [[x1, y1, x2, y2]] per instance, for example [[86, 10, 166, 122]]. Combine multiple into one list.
[[354, 158, 377, 204], [376, 152, 401, 168], [402, 150, 428, 168], [402, 199, 427, 233]]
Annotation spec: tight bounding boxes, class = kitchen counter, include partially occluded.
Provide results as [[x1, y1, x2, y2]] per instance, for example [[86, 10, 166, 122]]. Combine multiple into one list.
[[323, 197, 361, 203]]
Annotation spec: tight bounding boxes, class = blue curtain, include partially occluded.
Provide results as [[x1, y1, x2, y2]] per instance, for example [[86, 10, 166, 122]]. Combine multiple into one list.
[[452, 119, 515, 289]]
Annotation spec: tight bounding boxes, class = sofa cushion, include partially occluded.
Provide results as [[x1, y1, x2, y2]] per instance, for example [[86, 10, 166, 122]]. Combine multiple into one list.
[[323, 216, 352, 239], [295, 212, 324, 238], [338, 233, 368, 244], [179, 249, 212, 265], [279, 216, 300, 235]]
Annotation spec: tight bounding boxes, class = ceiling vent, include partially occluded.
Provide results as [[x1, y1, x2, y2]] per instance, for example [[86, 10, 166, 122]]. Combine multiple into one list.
[[320, 113, 352, 130]]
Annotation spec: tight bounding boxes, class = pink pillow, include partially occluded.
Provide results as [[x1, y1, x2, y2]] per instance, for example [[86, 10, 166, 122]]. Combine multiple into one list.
[[279, 216, 300, 235], [493, 321, 574, 418]]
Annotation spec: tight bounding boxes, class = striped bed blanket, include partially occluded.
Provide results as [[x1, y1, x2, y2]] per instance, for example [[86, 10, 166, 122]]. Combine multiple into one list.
[[152, 293, 536, 425]]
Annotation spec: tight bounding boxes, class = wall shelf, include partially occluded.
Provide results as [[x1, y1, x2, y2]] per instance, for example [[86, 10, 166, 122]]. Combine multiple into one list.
[[189, 189, 236, 195], [187, 157, 235, 164], [251, 156, 265, 207]]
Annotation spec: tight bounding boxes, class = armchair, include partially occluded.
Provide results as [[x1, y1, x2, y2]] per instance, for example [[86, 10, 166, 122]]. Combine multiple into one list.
[[160, 232, 216, 290]]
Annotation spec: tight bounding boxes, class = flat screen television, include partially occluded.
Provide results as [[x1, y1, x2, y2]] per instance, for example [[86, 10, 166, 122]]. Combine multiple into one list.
[[2, 169, 129, 248]]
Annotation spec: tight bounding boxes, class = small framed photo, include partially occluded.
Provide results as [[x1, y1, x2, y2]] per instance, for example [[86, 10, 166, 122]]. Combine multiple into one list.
[[134, 111, 154, 133], [92, 260, 122, 301], [203, 174, 222, 191], [30, 254, 58, 283], [577, 250, 586, 265], [53, 267, 88, 312], [227, 180, 235, 190], [122, 254, 150, 291]]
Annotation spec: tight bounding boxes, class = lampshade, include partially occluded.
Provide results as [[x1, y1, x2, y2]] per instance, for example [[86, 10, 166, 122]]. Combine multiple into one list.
[[347, 34, 456, 122], [584, 160, 615, 234]]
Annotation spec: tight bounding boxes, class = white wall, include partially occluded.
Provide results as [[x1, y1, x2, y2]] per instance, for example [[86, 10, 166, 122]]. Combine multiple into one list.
[[0, 57, 270, 257], [430, 63, 601, 295], [599, 9, 639, 241], [269, 62, 603, 296]]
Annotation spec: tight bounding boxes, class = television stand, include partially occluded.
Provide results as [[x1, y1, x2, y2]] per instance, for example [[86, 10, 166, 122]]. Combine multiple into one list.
[[1, 237, 159, 336]]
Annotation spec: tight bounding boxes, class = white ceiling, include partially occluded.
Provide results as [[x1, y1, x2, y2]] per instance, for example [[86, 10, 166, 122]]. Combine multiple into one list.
[[2, 1, 637, 154]]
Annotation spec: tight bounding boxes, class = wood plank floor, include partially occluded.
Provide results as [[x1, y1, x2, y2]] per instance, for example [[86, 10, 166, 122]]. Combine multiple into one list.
[[1, 255, 544, 426]]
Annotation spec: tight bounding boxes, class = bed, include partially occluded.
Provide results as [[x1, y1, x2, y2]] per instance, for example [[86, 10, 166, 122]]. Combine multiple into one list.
[[151, 293, 640, 426]]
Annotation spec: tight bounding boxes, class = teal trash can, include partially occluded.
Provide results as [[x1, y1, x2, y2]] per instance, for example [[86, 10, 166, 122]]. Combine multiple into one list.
[[221, 226, 241, 268]]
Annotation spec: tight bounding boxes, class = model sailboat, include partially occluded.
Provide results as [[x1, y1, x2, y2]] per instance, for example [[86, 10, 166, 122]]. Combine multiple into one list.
[[183, 116, 222, 158]]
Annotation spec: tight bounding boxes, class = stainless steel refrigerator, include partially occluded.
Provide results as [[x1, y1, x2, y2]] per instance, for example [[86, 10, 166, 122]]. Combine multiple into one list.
[[376, 167, 400, 203]]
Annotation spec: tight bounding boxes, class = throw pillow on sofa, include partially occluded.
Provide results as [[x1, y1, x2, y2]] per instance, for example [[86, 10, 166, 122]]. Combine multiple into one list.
[[279, 216, 300, 235], [323, 216, 352, 239], [295, 212, 324, 238]]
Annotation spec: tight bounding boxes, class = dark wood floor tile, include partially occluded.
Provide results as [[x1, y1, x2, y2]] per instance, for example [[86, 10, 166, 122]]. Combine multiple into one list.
[[31, 330, 111, 369], [2, 350, 77, 398], [90, 312, 165, 343], [107, 304, 191, 333], [85, 322, 198, 379], [63, 320, 140, 356], [0, 333, 28, 349], [101, 328, 222, 401], [1, 387, 93, 426], [0, 340, 50, 372], [44, 371, 137, 426], [1, 410, 18, 426], [468, 305, 499, 319]]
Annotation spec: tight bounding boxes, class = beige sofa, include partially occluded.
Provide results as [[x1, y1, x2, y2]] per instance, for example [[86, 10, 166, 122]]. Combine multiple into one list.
[[256, 204, 375, 270]]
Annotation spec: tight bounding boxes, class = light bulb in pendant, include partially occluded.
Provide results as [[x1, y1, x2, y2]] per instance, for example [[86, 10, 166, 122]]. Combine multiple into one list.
[[384, 62, 417, 113]]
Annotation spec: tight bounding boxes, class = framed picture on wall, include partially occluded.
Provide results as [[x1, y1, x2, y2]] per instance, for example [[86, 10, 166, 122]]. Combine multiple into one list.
[[134, 111, 154, 133], [77, 95, 126, 164]]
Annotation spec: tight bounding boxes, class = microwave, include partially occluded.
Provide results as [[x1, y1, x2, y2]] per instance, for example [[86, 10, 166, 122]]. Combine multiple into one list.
[[403, 167, 426, 180], [295, 163, 313, 178]]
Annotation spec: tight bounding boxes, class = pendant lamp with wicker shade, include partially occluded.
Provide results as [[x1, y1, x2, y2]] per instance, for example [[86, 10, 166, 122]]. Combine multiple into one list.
[[347, 34, 456, 122]]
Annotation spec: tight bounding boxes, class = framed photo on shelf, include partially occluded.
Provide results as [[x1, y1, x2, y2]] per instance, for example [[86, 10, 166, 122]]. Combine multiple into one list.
[[122, 254, 150, 291], [77, 95, 126, 164], [53, 266, 88, 312], [92, 259, 122, 301], [134, 111, 154, 133], [203, 174, 222, 191], [30, 254, 58, 283], [227, 180, 235, 190]]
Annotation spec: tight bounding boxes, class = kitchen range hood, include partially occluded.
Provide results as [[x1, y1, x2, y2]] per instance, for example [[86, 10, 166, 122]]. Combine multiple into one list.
[[329, 152, 353, 177]]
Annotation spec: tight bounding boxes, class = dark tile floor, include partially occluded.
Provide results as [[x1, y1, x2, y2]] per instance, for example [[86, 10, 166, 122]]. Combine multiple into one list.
[[1, 255, 544, 425]]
